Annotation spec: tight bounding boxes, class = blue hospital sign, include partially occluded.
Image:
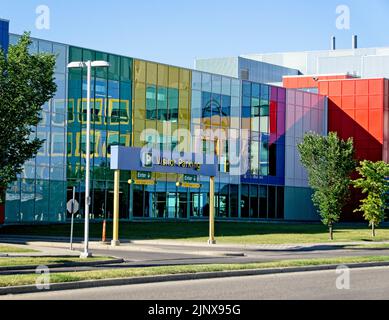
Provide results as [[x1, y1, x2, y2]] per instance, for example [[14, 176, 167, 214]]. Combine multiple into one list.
[[110, 146, 218, 177]]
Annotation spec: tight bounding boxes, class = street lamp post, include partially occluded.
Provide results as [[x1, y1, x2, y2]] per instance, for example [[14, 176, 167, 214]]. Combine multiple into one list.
[[67, 60, 110, 259]]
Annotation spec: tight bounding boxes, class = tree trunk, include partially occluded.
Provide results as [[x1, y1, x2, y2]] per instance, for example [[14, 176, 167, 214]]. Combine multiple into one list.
[[372, 224, 376, 238], [329, 225, 334, 241]]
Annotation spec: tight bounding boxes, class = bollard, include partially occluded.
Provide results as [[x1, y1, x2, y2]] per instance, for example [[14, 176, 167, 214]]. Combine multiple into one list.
[[102, 219, 107, 243]]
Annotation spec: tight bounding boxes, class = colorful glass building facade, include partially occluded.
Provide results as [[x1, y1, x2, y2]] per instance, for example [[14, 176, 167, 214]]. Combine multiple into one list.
[[1, 30, 328, 224]]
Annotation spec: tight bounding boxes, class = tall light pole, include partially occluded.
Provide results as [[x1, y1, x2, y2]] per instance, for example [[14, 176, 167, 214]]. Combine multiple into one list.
[[67, 60, 110, 258]]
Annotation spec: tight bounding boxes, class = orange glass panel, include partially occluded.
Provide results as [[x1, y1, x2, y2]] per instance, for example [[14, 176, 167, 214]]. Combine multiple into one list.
[[356, 80, 369, 95]]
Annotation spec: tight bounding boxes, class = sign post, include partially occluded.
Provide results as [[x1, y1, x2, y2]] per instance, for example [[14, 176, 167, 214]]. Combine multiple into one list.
[[67, 187, 79, 251], [111, 170, 121, 247], [208, 139, 219, 245]]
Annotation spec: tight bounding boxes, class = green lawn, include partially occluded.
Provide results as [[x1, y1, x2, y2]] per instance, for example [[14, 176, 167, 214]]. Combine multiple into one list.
[[2, 222, 389, 245], [0, 245, 38, 254], [1, 255, 389, 288], [0, 256, 112, 268]]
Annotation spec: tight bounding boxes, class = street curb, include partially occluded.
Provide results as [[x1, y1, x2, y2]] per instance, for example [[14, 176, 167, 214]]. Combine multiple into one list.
[[1, 261, 389, 296], [0, 259, 124, 273]]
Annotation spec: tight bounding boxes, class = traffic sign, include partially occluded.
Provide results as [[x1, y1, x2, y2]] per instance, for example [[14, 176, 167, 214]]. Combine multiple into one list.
[[67, 199, 79, 214]]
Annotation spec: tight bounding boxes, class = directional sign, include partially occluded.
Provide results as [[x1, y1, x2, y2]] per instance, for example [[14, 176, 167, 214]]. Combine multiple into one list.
[[184, 175, 198, 183], [67, 199, 79, 214], [137, 171, 152, 180], [134, 180, 156, 186], [182, 183, 201, 189], [129, 179, 156, 186]]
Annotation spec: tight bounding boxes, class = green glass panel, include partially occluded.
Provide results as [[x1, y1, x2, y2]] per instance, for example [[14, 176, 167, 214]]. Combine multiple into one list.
[[108, 54, 120, 81], [120, 57, 132, 82], [95, 52, 108, 78]]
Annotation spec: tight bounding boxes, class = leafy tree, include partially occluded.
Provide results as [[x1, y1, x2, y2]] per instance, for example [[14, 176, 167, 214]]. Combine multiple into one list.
[[298, 132, 355, 240], [0, 32, 56, 201], [352, 161, 389, 237]]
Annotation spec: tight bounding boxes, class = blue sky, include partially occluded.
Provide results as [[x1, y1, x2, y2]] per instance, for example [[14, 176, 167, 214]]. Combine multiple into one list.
[[2, 0, 389, 68]]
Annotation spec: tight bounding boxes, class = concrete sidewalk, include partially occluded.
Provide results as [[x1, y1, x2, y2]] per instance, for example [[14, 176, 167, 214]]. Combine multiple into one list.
[[0, 241, 80, 258], [2, 234, 389, 256]]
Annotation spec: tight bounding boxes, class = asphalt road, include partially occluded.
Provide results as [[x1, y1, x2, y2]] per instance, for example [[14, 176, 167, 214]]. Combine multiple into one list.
[[89, 245, 389, 267], [3, 267, 389, 300]]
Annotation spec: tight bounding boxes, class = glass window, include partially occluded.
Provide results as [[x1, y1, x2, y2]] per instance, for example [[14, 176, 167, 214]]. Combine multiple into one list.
[[260, 136, 269, 176], [158, 64, 168, 87], [157, 87, 168, 121], [192, 71, 202, 91], [108, 55, 120, 81], [134, 82, 146, 120], [95, 52, 108, 79], [259, 186, 268, 218], [269, 143, 277, 177], [231, 79, 240, 97], [202, 91, 212, 120], [268, 186, 276, 219], [179, 69, 190, 90], [168, 88, 179, 122], [242, 81, 251, 97], [146, 85, 157, 120], [252, 83, 260, 98], [168, 66, 179, 88], [221, 77, 231, 96], [53, 44, 66, 74], [277, 187, 284, 219], [38, 40, 52, 53], [134, 60, 146, 83], [146, 62, 157, 85], [241, 185, 249, 218], [212, 75, 222, 94], [120, 81, 132, 125], [251, 97, 260, 132], [120, 57, 132, 82], [191, 90, 202, 123], [250, 141, 259, 176], [250, 185, 259, 219], [202, 73, 211, 92], [230, 185, 238, 218]]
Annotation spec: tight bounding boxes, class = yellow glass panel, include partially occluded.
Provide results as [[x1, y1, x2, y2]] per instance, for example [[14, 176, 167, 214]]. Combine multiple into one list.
[[221, 116, 230, 128], [170, 123, 178, 135], [145, 119, 156, 130], [158, 64, 168, 87], [134, 82, 146, 120], [133, 131, 145, 147], [133, 118, 145, 132], [157, 122, 165, 135], [177, 127, 191, 153], [146, 62, 157, 85], [168, 66, 179, 88], [156, 172, 166, 181], [134, 60, 146, 83], [179, 107, 189, 125], [179, 69, 190, 90], [211, 115, 221, 127], [166, 173, 177, 182]]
